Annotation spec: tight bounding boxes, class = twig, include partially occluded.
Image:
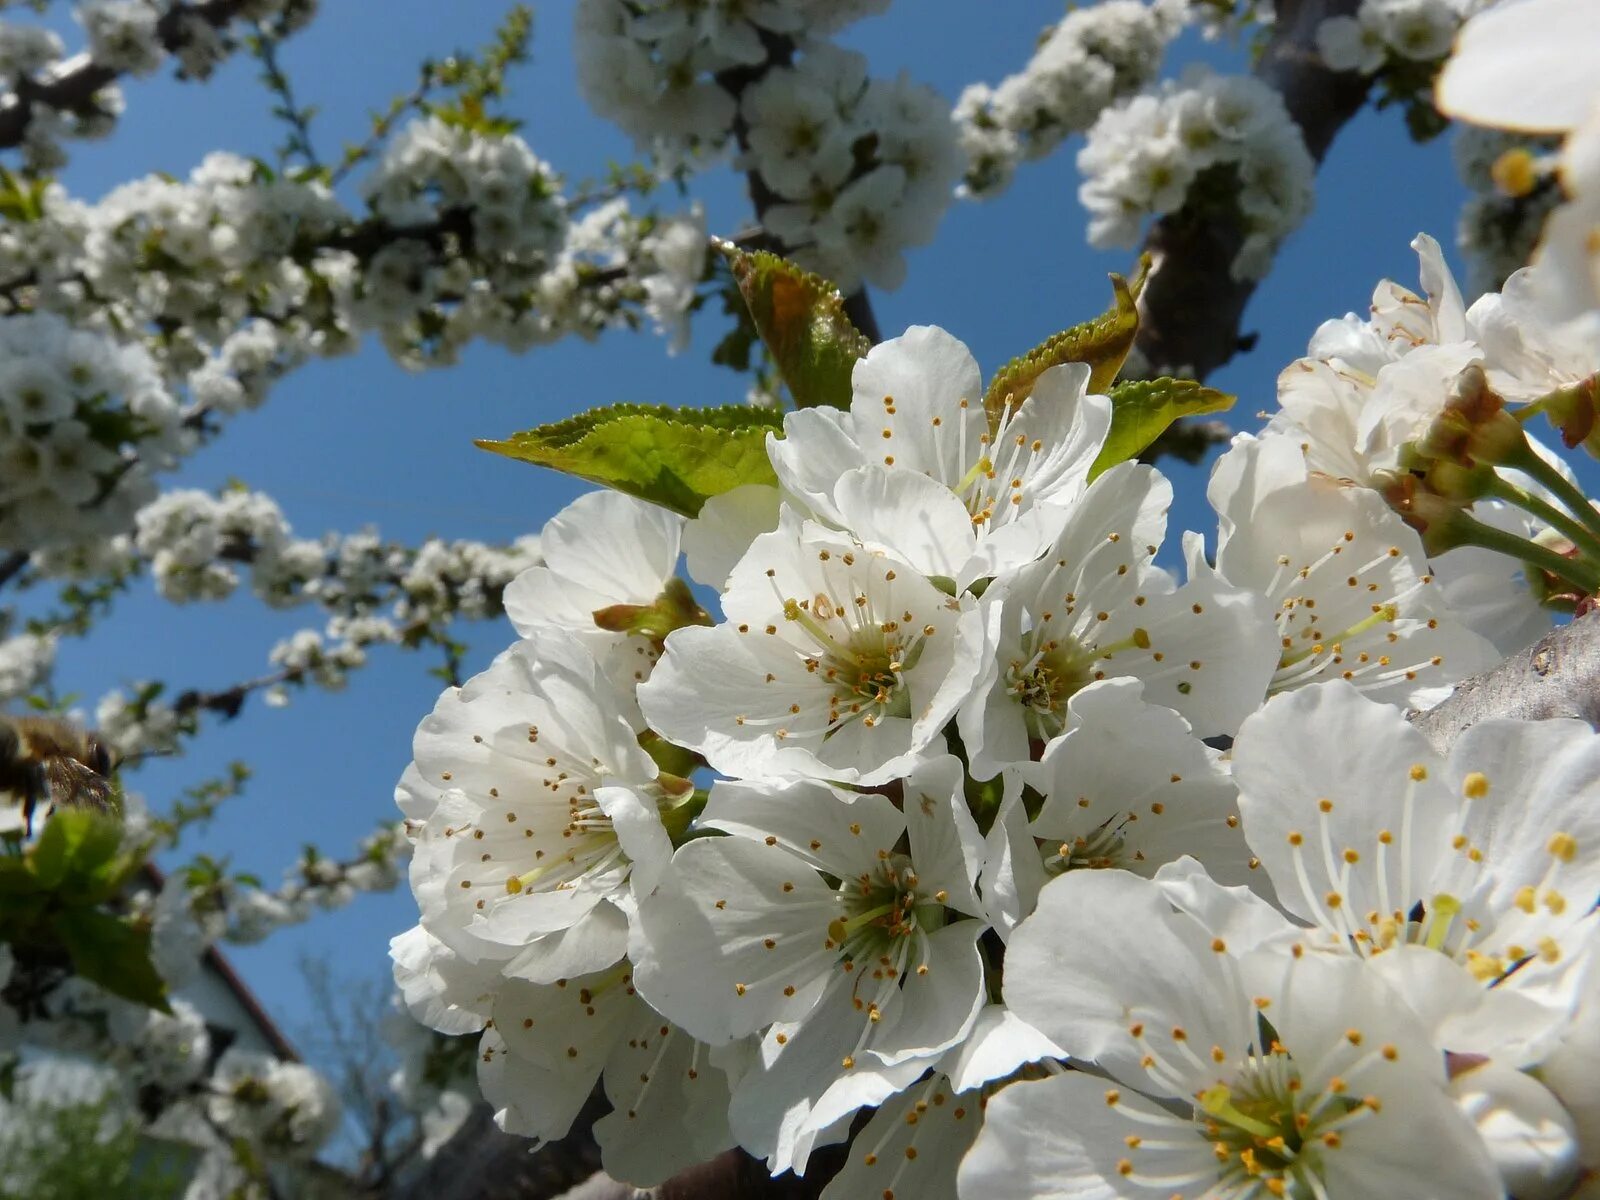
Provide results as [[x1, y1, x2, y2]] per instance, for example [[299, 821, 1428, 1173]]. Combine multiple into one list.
[[329, 64, 437, 188], [250, 22, 322, 173], [0, 550, 29, 591]]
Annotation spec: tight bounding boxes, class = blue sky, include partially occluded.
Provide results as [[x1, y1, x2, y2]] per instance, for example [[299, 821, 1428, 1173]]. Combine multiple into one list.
[[32, 2, 1472, 1072]]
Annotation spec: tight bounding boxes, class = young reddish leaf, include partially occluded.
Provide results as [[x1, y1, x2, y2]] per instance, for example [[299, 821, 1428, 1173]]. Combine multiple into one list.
[[723, 242, 871, 410]]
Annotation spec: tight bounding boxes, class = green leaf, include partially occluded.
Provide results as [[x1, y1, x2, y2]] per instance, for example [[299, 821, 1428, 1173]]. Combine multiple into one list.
[[27, 809, 123, 892], [1089, 377, 1235, 480], [983, 259, 1150, 423], [722, 243, 871, 410], [479, 403, 783, 517], [52, 909, 170, 1012]]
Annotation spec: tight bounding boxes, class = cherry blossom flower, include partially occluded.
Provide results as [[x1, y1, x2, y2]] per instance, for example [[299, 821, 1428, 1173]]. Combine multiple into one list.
[[961, 869, 1502, 1200], [639, 520, 978, 785]]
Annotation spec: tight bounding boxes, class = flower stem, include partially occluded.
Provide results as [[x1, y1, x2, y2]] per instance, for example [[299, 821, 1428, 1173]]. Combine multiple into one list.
[[1503, 444, 1600, 547], [1484, 475, 1600, 567], [1452, 510, 1600, 596]]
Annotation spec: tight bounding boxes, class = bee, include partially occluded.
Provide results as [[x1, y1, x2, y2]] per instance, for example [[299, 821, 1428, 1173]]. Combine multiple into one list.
[[0, 716, 119, 836]]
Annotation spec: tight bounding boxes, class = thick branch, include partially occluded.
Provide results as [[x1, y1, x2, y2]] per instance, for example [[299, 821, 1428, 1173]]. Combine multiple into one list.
[[1133, 0, 1371, 381], [0, 0, 258, 150], [394, 1097, 605, 1200], [1411, 612, 1600, 754]]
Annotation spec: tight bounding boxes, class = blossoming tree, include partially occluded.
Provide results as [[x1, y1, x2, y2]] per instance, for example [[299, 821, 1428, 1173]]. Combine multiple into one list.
[[1, 0, 1597, 1198]]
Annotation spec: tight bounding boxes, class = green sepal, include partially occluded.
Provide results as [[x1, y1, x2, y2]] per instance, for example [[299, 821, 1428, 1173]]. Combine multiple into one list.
[[51, 908, 171, 1013], [593, 577, 712, 639], [1089, 377, 1235, 480], [983, 257, 1150, 423], [722, 243, 871, 410], [478, 403, 784, 517]]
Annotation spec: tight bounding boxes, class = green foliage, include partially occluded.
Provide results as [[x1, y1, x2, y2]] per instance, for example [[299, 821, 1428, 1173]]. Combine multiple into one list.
[[721, 243, 871, 410], [426, 5, 535, 134], [1089, 377, 1235, 480], [0, 167, 51, 220], [0, 1097, 186, 1200], [0, 810, 168, 1011], [983, 259, 1150, 422], [52, 909, 169, 1013], [149, 762, 251, 848], [479, 403, 783, 517]]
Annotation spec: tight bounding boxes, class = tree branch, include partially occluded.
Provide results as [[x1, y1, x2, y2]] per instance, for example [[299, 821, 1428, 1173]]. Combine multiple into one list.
[[1411, 612, 1600, 754], [0, 0, 261, 151], [1132, 0, 1371, 381], [0, 549, 29, 591]]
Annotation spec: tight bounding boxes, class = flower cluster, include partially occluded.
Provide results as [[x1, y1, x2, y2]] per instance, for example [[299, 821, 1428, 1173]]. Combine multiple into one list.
[[0, 0, 317, 170], [953, 0, 1185, 198], [572, 0, 889, 158], [394, 252, 1600, 1192], [0, 311, 182, 551], [0, 118, 703, 556], [0, 627, 53, 703], [743, 45, 963, 291], [1266, 234, 1599, 654], [574, 1, 959, 291], [1, 891, 346, 1198], [207, 1048, 342, 1156], [1079, 69, 1316, 280], [1315, 0, 1462, 75]]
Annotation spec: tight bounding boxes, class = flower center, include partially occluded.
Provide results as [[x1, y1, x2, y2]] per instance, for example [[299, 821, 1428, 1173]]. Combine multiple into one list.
[[1006, 625, 1149, 739], [824, 855, 948, 1067], [1041, 812, 1138, 874], [782, 597, 924, 737], [1198, 1054, 1370, 1197]]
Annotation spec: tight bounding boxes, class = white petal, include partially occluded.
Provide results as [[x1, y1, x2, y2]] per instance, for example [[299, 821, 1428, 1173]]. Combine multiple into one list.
[[959, 1072, 1213, 1200], [702, 777, 905, 879], [1003, 870, 1251, 1091], [630, 838, 836, 1042], [823, 1074, 980, 1200], [1436, 0, 1599, 133], [501, 900, 630, 985], [1452, 1062, 1581, 1200], [1232, 680, 1457, 936], [902, 754, 986, 920], [939, 1004, 1064, 1092], [594, 1018, 737, 1187], [849, 325, 985, 487], [682, 483, 781, 589], [831, 465, 975, 579]]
